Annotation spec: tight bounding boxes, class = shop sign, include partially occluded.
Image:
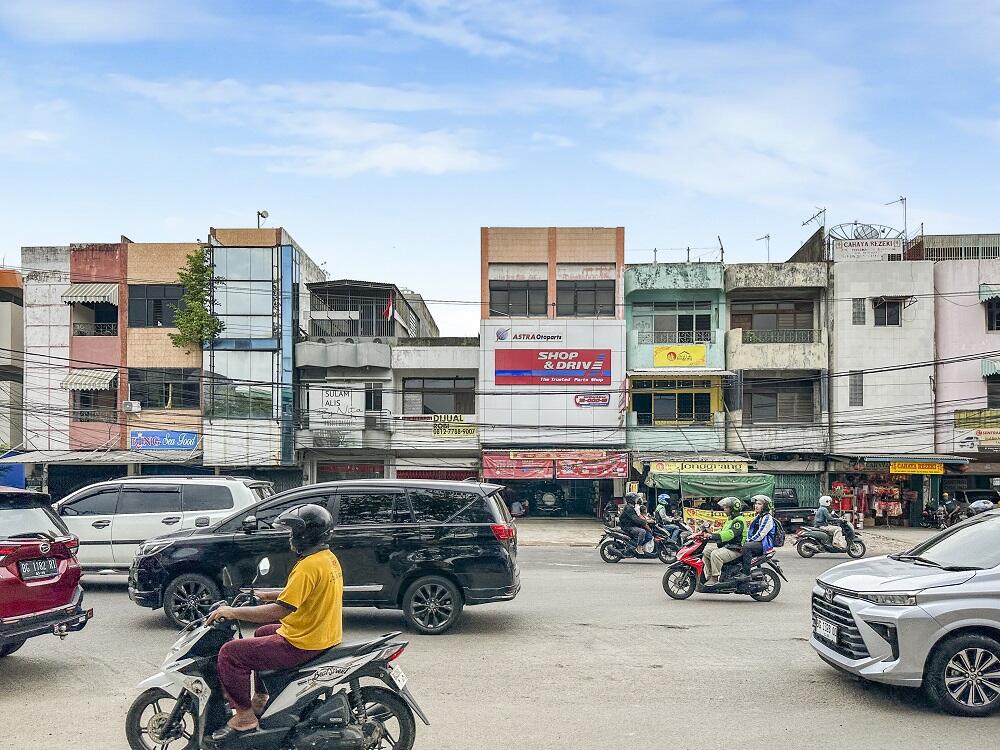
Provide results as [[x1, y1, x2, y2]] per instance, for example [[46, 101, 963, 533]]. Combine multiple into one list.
[[833, 238, 904, 261], [574, 393, 611, 408], [130, 430, 198, 451], [482, 454, 553, 479], [653, 345, 706, 368], [508, 450, 608, 460], [649, 460, 748, 474], [975, 429, 1000, 451], [317, 463, 382, 475], [682, 507, 755, 531], [555, 453, 629, 479], [495, 349, 611, 385], [890, 461, 944, 475], [431, 414, 478, 439], [626, 481, 640, 494], [495, 327, 563, 342]]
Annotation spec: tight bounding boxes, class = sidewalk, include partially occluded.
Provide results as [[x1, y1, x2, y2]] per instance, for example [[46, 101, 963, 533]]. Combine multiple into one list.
[[514, 517, 604, 547], [863, 524, 936, 554]]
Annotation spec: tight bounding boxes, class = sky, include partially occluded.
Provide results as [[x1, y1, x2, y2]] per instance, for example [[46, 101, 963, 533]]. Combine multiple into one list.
[[2, 0, 999, 334]]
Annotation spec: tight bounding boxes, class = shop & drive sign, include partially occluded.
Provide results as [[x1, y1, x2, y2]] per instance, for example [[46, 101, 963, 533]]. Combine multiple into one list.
[[495, 349, 612, 385], [130, 430, 198, 451]]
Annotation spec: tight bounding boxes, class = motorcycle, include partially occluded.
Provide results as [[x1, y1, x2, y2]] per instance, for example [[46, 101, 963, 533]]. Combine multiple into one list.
[[125, 558, 427, 750], [795, 518, 866, 559], [661, 533, 786, 601], [599, 523, 678, 564]]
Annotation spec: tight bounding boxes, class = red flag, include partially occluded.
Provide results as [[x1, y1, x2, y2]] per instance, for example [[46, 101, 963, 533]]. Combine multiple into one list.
[[382, 291, 394, 319]]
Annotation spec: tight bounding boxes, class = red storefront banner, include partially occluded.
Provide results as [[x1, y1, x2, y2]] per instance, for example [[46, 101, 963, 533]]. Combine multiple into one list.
[[495, 349, 611, 385], [555, 452, 629, 479], [482, 453, 554, 479], [396, 469, 478, 480]]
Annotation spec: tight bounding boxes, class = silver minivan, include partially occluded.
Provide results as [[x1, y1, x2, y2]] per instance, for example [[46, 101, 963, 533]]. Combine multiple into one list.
[[811, 509, 1000, 716]]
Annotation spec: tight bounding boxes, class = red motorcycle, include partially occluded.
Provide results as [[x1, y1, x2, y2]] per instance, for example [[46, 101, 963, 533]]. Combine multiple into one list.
[[661, 532, 786, 602]]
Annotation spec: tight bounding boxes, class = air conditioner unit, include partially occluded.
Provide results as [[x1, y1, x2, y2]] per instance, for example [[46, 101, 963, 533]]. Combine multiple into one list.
[[121, 400, 142, 413]]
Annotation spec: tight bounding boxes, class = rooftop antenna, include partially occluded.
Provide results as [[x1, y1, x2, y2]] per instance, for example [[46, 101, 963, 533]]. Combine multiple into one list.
[[686, 246, 690, 263], [718, 235, 724, 263], [802, 207, 826, 230], [756, 234, 771, 262], [257, 209, 269, 229], [885, 195, 907, 241], [653, 247, 658, 264]]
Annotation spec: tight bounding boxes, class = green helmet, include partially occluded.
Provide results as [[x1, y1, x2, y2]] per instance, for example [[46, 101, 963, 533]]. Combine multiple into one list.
[[718, 496, 743, 517], [750, 494, 774, 514]]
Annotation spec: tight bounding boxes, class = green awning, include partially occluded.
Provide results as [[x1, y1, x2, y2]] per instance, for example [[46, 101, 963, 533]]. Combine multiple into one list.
[[984, 359, 1000, 377], [979, 284, 1000, 302], [646, 471, 775, 501]]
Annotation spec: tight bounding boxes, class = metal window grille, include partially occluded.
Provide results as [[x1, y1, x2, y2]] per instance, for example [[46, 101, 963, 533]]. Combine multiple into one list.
[[849, 371, 864, 407], [852, 298, 866, 325]]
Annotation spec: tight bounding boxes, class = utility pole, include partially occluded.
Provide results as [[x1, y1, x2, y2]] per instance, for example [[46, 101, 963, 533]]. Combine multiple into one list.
[[756, 234, 771, 262]]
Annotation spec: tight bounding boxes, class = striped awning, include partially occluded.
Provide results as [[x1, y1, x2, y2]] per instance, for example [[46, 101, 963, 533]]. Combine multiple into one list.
[[979, 284, 1000, 302], [60, 368, 118, 391], [61, 283, 118, 305], [984, 359, 1000, 377]]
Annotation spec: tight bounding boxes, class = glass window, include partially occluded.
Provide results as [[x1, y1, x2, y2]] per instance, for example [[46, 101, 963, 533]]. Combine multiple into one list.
[[631, 378, 716, 425], [731, 300, 813, 331], [849, 371, 864, 406], [215, 281, 274, 316], [128, 285, 185, 328], [556, 280, 615, 317], [874, 299, 902, 326], [0, 498, 67, 538], [852, 298, 866, 325], [336, 491, 407, 525], [182, 484, 234, 512], [128, 368, 201, 410], [72, 389, 117, 422], [986, 299, 1000, 331], [745, 379, 814, 423], [904, 514, 1000, 569], [205, 351, 275, 419], [402, 377, 475, 415], [408, 488, 474, 523], [254, 495, 334, 529], [489, 281, 547, 317], [988, 377, 1000, 409], [118, 487, 181, 515], [61, 487, 119, 516], [365, 382, 383, 411]]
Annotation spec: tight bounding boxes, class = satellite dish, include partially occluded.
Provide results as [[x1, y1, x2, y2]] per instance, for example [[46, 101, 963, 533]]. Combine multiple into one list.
[[259, 210, 269, 219]]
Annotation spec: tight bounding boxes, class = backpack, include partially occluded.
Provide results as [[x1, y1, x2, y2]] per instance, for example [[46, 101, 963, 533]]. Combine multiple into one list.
[[772, 518, 786, 548]]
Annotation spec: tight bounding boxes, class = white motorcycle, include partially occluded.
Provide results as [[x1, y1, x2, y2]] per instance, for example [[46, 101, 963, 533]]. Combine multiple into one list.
[[125, 558, 428, 750]]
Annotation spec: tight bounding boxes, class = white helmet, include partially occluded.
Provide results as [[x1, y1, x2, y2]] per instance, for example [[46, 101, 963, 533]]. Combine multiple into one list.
[[819, 495, 832, 508]]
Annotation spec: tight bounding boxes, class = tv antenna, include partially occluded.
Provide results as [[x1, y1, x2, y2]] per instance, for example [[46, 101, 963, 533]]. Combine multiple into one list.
[[802, 207, 826, 229], [885, 196, 907, 241], [756, 234, 771, 262]]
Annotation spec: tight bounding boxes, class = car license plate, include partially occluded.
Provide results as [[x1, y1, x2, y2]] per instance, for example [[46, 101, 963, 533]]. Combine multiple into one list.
[[18, 557, 59, 580], [814, 617, 838, 642], [389, 664, 407, 689], [791, 517, 804, 523]]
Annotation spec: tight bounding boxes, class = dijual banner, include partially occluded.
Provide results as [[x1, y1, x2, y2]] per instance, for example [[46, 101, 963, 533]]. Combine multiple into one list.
[[495, 349, 611, 385]]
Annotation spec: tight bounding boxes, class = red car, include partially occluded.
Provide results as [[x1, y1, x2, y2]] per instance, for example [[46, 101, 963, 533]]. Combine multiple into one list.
[[0, 488, 92, 658]]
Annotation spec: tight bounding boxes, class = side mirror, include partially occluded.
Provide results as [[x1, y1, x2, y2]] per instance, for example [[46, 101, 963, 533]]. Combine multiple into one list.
[[242, 515, 258, 534], [257, 557, 271, 578]]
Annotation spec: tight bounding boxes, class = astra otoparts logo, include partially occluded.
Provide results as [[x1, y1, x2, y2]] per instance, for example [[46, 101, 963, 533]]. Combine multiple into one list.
[[496, 327, 510, 341], [495, 327, 563, 342]]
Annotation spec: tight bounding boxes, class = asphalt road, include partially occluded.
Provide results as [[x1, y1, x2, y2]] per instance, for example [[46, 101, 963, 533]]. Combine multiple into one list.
[[1, 546, 996, 749]]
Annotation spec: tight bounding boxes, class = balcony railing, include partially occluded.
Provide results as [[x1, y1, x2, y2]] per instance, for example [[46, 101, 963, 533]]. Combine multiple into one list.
[[73, 322, 118, 337], [742, 329, 818, 344], [638, 330, 715, 345], [71, 409, 117, 423]]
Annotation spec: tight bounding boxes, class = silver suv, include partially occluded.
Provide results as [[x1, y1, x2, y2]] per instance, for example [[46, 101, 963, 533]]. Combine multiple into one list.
[[812, 510, 1000, 716]]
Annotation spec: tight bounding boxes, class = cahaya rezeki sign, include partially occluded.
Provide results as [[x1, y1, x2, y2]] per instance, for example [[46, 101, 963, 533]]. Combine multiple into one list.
[[495, 349, 612, 385]]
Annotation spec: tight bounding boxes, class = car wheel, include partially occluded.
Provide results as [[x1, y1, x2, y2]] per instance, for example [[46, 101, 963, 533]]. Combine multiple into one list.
[[163, 573, 221, 629], [599, 539, 623, 563], [926, 634, 1000, 716], [402, 576, 464, 635], [0, 640, 25, 658], [847, 541, 867, 558]]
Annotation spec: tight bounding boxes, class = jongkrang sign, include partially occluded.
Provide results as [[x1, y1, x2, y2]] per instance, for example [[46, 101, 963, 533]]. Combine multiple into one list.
[[495, 349, 612, 385], [130, 430, 198, 451]]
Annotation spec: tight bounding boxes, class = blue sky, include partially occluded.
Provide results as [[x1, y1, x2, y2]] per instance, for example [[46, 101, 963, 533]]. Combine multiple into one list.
[[2, 0, 999, 334]]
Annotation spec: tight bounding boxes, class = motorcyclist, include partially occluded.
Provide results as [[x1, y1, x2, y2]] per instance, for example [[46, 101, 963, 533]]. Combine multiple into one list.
[[619, 492, 653, 551], [205, 504, 344, 744], [701, 497, 747, 585], [814, 495, 845, 549], [741, 495, 776, 576], [654, 494, 685, 546]]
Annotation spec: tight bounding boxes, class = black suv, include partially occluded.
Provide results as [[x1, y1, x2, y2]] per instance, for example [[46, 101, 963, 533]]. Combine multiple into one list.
[[128, 479, 520, 634]]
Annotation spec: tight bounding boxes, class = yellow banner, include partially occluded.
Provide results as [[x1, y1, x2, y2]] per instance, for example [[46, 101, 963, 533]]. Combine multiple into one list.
[[682, 507, 756, 531], [653, 344, 707, 367], [650, 461, 748, 474], [889, 461, 944, 475], [431, 414, 478, 439]]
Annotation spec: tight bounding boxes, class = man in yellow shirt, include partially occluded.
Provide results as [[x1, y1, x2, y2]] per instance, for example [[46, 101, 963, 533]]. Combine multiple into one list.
[[206, 504, 343, 744]]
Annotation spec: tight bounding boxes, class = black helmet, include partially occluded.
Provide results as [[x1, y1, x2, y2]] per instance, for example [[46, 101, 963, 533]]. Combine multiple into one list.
[[624, 492, 644, 504], [274, 504, 332, 551]]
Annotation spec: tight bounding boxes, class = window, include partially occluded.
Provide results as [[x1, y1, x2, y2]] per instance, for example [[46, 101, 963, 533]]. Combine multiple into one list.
[[182, 484, 234, 512], [61, 487, 119, 516], [129, 368, 201, 410], [402, 377, 475, 415], [336, 491, 408, 525], [630, 378, 716, 425], [365, 382, 383, 411], [128, 285, 184, 327], [849, 371, 864, 406], [873, 299, 902, 326], [986, 299, 1000, 331], [744, 379, 815, 423], [633, 301, 712, 344], [556, 280, 615, 317], [253, 495, 335, 530], [407, 488, 486, 523], [731, 301, 814, 332], [852, 298, 866, 325], [72, 390, 117, 422], [205, 351, 276, 419], [488, 281, 547, 317], [988, 377, 1000, 409], [212, 247, 276, 339], [118, 487, 181, 515]]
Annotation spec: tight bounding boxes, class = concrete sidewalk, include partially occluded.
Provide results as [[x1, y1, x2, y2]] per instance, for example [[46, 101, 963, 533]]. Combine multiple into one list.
[[514, 517, 604, 547], [862, 524, 936, 553]]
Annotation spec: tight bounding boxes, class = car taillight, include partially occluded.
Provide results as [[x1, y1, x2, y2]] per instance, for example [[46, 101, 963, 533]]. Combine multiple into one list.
[[0, 544, 17, 563], [62, 536, 80, 556], [491, 523, 515, 542]]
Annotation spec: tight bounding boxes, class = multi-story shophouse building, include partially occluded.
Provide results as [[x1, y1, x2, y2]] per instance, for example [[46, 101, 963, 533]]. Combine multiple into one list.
[[0, 269, 24, 486], [622, 262, 750, 496], [724, 261, 831, 504], [296, 280, 480, 483], [478, 227, 627, 517]]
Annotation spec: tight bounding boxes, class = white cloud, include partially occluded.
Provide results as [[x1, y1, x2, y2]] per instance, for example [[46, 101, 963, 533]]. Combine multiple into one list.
[[0, 0, 221, 43], [531, 132, 574, 148], [0, 77, 71, 159]]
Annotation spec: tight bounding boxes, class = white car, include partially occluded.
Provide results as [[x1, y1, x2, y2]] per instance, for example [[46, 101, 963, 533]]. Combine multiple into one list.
[[53, 476, 273, 572]]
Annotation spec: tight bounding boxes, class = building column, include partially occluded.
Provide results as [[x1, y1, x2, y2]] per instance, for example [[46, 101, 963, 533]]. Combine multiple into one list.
[[480, 227, 490, 320], [547, 227, 557, 319]]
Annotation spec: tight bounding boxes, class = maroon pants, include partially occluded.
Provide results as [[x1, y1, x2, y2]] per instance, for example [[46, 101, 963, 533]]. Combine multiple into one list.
[[218, 624, 324, 710]]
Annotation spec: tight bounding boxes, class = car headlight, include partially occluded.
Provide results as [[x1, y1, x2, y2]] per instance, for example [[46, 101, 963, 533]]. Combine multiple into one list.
[[859, 592, 917, 606], [136, 540, 174, 557]]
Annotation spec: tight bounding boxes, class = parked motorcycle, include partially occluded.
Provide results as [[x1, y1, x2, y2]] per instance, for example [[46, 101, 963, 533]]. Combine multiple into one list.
[[599, 524, 678, 564], [795, 518, 866, 559], [661, 533, 786, 602], [125, 558, 427, 750]]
